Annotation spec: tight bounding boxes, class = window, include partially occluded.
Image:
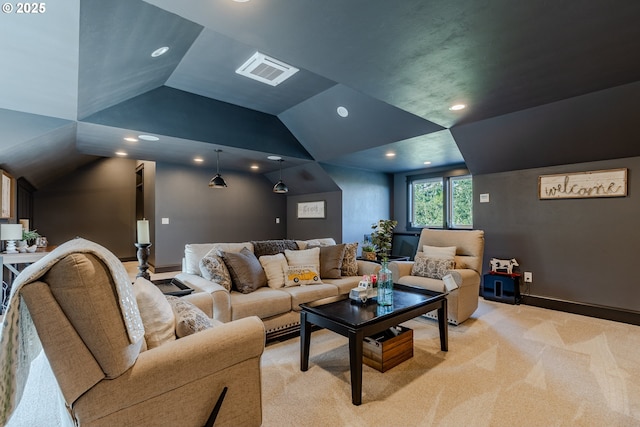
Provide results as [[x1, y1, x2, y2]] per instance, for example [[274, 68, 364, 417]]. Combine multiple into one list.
[[409, 174, 472, 229], [449, 175, 473, 228]]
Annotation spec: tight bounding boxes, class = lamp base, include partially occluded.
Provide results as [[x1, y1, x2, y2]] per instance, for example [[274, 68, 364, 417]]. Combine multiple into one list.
[[135, 243, 152, 281], [5, 240, 18, 254]]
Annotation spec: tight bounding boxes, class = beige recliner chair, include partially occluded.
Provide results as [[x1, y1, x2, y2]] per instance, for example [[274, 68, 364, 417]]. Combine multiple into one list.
[[19, 250, 265, 427], [389, 229, 485, 325]]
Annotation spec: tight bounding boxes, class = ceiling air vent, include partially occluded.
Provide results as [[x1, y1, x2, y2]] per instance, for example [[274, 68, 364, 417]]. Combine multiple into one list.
[[235, 52, 299, 86]]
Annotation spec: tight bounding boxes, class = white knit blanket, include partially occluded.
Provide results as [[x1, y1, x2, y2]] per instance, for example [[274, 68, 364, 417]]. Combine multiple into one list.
[[0, 238, 144, 425]]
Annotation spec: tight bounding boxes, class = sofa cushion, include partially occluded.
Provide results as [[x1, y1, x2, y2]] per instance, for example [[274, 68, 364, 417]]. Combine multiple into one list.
[[341, 242, 359, 276], [44, 253, 144, 378], [184, 242, 253, 275], [166, 296, 214, 338], [317, 244, 346, 279], [411, 254, 455, 279], [220, 247, 267, 294], [280, 283, 339, 311], [395, 274, 446, 293], [423, 245, 457, 259], [284, 265, 321, 286], [319, 276, 362, 295], [252, 239, 299, 258], [297, 238, 337, 250], [199, 251, 232, 291], [285, 247, 320, 269], [230, 287, 292, 320], [259, 253, 288, 289], [133, 277, 176, 349]]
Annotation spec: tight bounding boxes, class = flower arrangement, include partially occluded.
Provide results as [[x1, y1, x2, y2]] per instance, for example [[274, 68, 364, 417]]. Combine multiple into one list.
[[370, 219, 398, 261]]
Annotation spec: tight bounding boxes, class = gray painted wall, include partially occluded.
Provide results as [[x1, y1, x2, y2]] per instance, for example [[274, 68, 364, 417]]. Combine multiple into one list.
[[287, 191, 342, 242], [153, 162, 287, 269], [33, 157, 137, 259], [473, 156, 640, 312], [323, 164, 392, 247]]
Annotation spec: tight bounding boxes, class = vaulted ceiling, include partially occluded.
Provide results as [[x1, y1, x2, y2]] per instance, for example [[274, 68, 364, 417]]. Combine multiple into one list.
[[1, 0, 639, 191]]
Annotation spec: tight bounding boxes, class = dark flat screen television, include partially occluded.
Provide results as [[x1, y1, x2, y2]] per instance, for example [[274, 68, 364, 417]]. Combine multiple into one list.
[[391, 232, 420, 260]]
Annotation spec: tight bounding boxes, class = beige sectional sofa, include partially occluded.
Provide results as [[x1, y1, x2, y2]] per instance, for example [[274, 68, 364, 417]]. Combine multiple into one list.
[[176, 238, 381, 339]]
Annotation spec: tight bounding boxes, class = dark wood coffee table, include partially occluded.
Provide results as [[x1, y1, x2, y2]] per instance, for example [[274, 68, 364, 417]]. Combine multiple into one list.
[[299, 285, 447, 405]]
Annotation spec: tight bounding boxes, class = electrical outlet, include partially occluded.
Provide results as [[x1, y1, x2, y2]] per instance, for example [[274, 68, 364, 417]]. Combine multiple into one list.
[[524, 272, 533, 283]]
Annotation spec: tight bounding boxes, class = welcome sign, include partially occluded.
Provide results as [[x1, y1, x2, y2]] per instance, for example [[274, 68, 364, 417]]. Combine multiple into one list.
[[538, 168, 627, 200]]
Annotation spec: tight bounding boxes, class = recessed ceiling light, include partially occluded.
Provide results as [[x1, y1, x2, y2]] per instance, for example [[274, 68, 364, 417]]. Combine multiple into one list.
[[424, 161, 432, 165], [151, 46, 170, 57], [449, 104, 466, 111], [233, 0, 251, 2], [115, 151, 127, 156], [250, 165, 259, 170], [386, 152, 396, 157], [194, 157, 204, 163], [337, 106, 349, 118], [138, 135, 159, 141], [124, 137, 138, 142], [267, 155, 282, 161]]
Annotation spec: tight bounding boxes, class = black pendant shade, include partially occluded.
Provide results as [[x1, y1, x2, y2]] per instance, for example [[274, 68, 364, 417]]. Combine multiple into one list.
[[209, 149, 228, 188]]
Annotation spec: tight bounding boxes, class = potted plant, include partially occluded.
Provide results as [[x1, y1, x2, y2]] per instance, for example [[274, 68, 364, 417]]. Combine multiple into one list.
[[370, 219, 398, 261], [23, 229, 41, 246], [361, 241, 377, 261]]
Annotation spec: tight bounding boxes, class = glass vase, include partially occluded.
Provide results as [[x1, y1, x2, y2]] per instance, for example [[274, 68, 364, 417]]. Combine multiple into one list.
[[377, 259, 393, 306]]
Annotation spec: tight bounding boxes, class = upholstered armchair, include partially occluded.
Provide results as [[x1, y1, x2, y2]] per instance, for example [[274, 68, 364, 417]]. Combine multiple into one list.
[[388, 229, 485, 325], [18, 247, 265, 427]]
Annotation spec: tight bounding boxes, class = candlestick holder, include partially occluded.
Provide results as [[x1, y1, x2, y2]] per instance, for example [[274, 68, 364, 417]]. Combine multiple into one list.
[[134, 243, 152, 280]]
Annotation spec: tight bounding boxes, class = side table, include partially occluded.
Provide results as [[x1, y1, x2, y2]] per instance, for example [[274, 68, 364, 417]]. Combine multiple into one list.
[[482, 272, 521, 304], [1, 248, 54, 312]]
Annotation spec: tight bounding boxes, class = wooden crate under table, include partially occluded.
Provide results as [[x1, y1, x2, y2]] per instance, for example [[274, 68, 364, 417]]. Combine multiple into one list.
[[363, 326, 413, 372]]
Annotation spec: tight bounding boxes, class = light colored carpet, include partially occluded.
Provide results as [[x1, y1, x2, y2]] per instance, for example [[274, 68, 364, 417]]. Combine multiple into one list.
[[8, 299, 640, 426], [261, 300, 640, 426]]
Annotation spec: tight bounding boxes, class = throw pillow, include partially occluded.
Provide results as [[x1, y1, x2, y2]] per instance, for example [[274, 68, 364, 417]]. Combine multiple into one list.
[[220, 247, 267, 294], [133, 277, 176, 349], [411, 254, 455, 279], [318, 244, 346, 279], [166, 296, 214, 338], [341, 242, 358, 276], [199, 250, 232, 291], [252, 239, 299, 258], [284, 247, 320, 269], [259, 253, 288, 289], [422, 245, 457, 259], [285, 264, 321, 286]]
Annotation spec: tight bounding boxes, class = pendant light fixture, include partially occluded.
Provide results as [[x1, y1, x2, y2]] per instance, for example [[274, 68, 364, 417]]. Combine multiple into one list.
[[273, 159, 288, 194], [209, 149, 228, 188]]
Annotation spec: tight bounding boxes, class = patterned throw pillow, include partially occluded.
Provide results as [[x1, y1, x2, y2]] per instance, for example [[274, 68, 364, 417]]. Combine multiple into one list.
[[252, 239, 299, 258], [411, 254, 455, 279], [166, 296, 213, 338], [199, 251, 232, 291], [284, 265, 321, 287], [341, 242, 358, 276]]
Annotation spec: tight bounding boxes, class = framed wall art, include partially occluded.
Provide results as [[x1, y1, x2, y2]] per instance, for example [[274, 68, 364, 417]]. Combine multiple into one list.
[[1, 170, 13, 219], [297, 201, 326, 219], [538, 168, 627, 200]]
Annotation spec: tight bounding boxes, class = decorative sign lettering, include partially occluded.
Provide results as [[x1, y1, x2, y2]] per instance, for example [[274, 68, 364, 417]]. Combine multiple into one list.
[[297, 200, 326, 219], [538, 168, 627, 200]]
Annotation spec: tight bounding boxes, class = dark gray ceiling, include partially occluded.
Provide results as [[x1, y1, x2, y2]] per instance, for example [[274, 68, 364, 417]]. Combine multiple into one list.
[[1, 0, 639, 190]]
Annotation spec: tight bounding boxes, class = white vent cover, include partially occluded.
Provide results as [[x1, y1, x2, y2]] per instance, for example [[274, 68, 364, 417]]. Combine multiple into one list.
[[235, 52, 299, 86]]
